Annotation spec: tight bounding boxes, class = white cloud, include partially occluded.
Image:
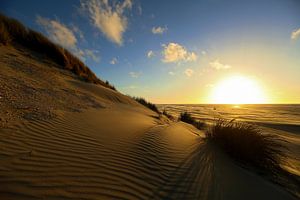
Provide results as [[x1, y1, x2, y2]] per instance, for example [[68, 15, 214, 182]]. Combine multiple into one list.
[[73, 49, 85, 59], [36, 16, 77, 49], [162, 43, 197, 63], [80, 0, 132, 45], [151, 26, 167, 34], [71, 24, 84, 40], [201, 50, 206, 55], [147, 50, 155, 58], [291, 28, 300, 40], [129, 71, 141, 78], [184, 68, 194, 77], [209, 59, 232, 70], [137, 5, 142, 15], [126, 85, 138, 89], [36, 16, 100, 63], [168, 71, 175, 76], [110, 57, 118, 65], [85, 49, 100, 62]]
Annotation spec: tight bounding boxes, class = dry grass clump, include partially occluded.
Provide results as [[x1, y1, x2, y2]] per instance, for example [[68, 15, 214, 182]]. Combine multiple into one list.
[[163, 109, 174, 120], [0, 13, 115, 90], [205, 119, 286, 172], [0, 20, 11, 44], [179, 112, 206, 130], [133, 97, 159, 113]]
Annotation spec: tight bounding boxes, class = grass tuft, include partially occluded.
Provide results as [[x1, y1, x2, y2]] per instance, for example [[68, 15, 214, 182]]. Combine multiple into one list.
[[163, 109, 174, 120], [205, 119, 286, 172], [133, 97, 159, 113], [0, 13, 116, 90], [179, 112, 205, 130]]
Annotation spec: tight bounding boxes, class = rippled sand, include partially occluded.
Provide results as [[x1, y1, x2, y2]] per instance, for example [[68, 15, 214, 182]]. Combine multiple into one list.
[[0, 105, 296, 200]]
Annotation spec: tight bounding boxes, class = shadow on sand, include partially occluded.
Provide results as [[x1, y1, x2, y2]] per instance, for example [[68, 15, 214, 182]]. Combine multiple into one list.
[[153, 139, 221, 200]]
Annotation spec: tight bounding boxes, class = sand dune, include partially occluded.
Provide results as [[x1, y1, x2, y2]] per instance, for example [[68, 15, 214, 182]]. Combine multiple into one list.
[[0, 41, 298, 199], [0, 105, 296, 199]]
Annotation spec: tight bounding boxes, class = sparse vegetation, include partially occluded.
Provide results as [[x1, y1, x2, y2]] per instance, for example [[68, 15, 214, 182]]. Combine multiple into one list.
[[0, 20, 10, 44], [179, 112, 206, 130], [205, 119, 286, 172], [133, 97, 159, 113], [163, 109, 174, 120], [0, 13, 115, 90]]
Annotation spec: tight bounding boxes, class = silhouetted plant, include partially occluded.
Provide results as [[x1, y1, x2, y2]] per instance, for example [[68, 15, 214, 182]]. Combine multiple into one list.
[[163, 109, 174, 120], [205, 119, 286, 172], [0, 13, 116, 90], [133, 97, 159, 113], [179, 112, 206, 130], [0, 20, 10, 45]]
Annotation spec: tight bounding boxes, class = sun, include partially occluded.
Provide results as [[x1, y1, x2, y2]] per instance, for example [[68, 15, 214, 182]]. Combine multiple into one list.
[[210, 76, 266, 104]]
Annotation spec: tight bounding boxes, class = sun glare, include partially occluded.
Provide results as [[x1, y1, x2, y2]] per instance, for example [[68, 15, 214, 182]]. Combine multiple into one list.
[[210, 76, 266, 104]]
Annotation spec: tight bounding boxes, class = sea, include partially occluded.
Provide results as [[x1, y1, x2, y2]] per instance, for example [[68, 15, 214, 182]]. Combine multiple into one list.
[[157, 104, 300, 127]]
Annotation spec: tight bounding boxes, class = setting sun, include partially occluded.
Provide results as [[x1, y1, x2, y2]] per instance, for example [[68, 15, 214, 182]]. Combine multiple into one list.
[[210, 76, 266, 104]]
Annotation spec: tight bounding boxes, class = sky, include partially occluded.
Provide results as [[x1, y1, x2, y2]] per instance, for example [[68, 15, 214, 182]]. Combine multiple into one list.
[[1, 0, 300, 104]]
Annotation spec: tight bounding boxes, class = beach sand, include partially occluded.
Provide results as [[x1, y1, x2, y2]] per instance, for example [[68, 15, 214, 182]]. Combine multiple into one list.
[[0, 106, 297, 199], [0, 46, 298, 199]]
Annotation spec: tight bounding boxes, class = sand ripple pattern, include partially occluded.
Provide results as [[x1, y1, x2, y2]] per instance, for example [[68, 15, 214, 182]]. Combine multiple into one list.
[[0, 109, 296, 200], [0, 110, 203, 199]]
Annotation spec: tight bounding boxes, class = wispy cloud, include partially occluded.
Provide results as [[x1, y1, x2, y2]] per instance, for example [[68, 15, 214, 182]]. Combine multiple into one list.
[[36, 16, 100, 63], [184, 68, 194, 77], [147, 50, 155, 58], [168, 71, 175, 76], [137, 5, 142, 15], [85, 49, 100, 62], [124, 85, 138, 89], [162, 43, 197, 63], [129, 71, 141, 78], [80, 0, 132, 45], [110, 57, 118, 65], [152, 26, 167, 34], [71, 24, 84, 40], [209, 59, 232, 70], [291, 28, 300, 40], [36, 15, 77, 49]]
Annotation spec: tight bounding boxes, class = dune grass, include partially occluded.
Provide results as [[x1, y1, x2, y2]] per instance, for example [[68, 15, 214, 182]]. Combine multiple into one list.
[[179, 112, 206, 130], [205, 119, 286, 172], [133, 97, 159, 113], [0, 13, 115, 90], [163, 109, 174, 120]]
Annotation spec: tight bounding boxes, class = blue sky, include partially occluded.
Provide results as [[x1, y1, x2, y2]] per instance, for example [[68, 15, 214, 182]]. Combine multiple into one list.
[[1, 0, 300, 103]]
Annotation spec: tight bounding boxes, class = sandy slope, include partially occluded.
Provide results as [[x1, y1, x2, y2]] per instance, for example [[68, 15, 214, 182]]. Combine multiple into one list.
[[0, 45, 298, 199], [0, 106, 296, 200], [0, 45, 140, 128]]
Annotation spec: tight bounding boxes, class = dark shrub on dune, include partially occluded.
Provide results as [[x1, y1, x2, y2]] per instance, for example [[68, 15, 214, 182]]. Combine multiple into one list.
[[133, 97, 159, 113], [163, 109, 174, 120], [205, 119, 286, 172], [179, 112, 206, 130], [0, 20, 10, 44], [0, 13, 116, 90]]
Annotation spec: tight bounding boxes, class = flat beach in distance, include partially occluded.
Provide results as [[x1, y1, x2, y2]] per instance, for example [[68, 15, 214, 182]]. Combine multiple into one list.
[[1, 1, 300, 199]]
